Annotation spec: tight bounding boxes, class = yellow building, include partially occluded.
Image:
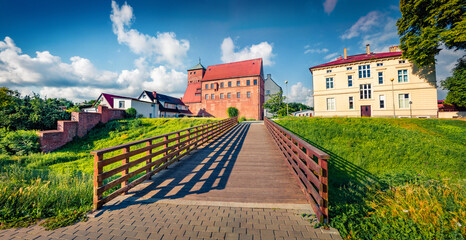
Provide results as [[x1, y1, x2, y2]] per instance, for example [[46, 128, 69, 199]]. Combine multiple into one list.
[[309, 45, 438, 118]]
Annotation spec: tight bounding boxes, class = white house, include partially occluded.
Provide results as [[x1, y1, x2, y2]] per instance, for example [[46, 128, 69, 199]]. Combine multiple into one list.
[[85, 93, 158, 118], [138, 90, 191, 118]]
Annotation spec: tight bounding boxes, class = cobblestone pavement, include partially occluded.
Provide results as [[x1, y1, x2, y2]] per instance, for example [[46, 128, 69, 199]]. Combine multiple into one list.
[[0, 122, 342, 239]]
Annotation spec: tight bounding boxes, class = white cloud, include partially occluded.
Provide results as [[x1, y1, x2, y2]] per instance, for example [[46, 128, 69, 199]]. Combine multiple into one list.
[[304, 46, 329, 54], [221, 37, 275, 66], [110, 1, 189, 68], [287, 82, 314, 107], [436, 47, 466, 99], [323, 0, 338, 14], [0, 37, 187, 102], [324, 52, 339, 60], [341, 11, 381, 40], [361, 17, 399, 53]]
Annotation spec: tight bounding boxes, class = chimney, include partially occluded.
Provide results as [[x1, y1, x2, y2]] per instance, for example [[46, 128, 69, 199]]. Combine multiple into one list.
[[152, 91, 157, 100], [366, 44, 370, 55], [344, 48, 347, 59], [267, 74, 271, 79]]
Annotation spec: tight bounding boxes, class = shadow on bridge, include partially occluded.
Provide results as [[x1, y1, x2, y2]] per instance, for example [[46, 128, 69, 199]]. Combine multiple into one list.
[[104, 122, 251, 211]]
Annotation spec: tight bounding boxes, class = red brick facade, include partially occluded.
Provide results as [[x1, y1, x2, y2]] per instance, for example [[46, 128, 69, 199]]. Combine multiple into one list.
[[38, 106, 124, 152], [183, 58, 264, 120]]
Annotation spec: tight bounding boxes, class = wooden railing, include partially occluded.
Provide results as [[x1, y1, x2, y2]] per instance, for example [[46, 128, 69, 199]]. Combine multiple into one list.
[[91, 117, 238, 210], [264, 118, 330, 223]]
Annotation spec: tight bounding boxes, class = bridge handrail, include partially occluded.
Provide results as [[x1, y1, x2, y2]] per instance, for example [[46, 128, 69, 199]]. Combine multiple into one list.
[[91, 117, 238, 210], [264, 118, 329, 223]]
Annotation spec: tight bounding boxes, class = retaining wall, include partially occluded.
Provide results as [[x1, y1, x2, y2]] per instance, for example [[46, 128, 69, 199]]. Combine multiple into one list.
[[38, 106, 124, 152]]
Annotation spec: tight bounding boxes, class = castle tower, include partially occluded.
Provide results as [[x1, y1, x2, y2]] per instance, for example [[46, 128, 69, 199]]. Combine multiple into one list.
[[187, 59, 206, 84]]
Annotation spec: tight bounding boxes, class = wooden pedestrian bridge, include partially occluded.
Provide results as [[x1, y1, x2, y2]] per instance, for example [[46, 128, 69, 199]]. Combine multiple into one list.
[[1, 118, 342, 240]]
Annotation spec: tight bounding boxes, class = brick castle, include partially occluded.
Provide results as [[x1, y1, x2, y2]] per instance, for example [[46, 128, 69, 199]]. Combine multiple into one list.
[[182, 58, 265, 120]]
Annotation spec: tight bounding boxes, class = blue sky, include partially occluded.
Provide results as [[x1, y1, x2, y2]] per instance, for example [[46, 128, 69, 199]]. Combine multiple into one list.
[[0, 0, 462, 104]]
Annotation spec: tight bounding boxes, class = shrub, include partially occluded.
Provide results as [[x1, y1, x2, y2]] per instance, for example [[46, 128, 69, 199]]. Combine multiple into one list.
[[0, 130, 40, 155], [227, 107, 239, 118], [239, 116, 247, 122], [125, 108, 137, 119]]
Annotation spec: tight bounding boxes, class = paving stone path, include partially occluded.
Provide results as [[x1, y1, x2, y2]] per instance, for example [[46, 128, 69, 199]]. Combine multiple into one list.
[[0, 122, 342, 240]]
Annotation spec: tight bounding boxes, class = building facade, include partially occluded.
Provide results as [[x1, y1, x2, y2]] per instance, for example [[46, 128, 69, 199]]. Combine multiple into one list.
[[309, 45, 437, 118], [182, 58, 265, 120]]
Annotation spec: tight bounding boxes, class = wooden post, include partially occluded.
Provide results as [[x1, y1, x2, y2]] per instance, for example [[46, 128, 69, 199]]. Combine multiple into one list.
[[146, 140, 152, 178], [163, 135, 169, 162], [122, 146, 130, 194], [93, 153, 103, 210], [176, 132, 181, 159], [318, 156, 329, 223]]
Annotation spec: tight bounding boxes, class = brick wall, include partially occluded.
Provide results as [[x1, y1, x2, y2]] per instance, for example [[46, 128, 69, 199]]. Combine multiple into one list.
[[38, 106, 124, 153]]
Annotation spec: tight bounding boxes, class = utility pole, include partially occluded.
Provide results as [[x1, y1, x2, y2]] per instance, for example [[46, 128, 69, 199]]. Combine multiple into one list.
[[409, 101, 413, 118], [285, 81, 289, 116], [390, 78, 396, 118]]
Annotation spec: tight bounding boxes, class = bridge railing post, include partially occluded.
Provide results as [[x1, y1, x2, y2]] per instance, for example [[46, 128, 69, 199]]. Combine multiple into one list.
[[146, 140, 152, 178], [318, 156, 329, 224], [122, 146, 130, 194], [93, 153, 103, 210]]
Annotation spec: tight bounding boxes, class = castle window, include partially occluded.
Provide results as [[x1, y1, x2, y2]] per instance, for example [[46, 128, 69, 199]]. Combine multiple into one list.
[[228, 81, 232, 87], [210, 83, 214, 89], [247, 80, 250, 86], [237, 81, 240, 86], [254, 79, 257, 85], [211, 94, 214, 100], [205, 84, 208, 89], [237, 92, 240, 98], [247, 92, 251, 98], [220, 93, 224, 99], [227, 93, 231, 99], [220, 82, 224, 88], [205, 94, 208, 100]]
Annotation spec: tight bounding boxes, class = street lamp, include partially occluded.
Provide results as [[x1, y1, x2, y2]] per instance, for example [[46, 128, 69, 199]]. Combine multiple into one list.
[[390, 78, 396, 118], [409, 101, 413, 118], [285, 81, 289, 116]]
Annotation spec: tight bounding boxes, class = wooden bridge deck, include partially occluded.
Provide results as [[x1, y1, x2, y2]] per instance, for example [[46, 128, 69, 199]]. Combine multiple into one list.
[[0, 122, 342, 240]]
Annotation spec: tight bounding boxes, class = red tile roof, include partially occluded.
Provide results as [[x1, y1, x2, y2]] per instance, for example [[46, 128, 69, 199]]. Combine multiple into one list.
[[182, 82, 202, 103], [309, 51, 403, 71], [202, 58, 263, 81]]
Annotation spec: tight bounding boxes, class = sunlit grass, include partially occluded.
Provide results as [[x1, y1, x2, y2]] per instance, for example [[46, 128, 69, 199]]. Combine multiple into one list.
[[0, 117, 218, 229]]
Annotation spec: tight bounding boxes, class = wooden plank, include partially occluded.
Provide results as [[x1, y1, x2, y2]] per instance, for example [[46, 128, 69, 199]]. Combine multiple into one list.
[[93, 153, 103, 210], [121, 146, 130, 194]]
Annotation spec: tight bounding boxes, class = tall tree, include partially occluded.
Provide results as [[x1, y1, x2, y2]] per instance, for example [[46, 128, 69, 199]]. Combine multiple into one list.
[[441, 57, 466, 107], [397, 0, 465, 67], [263, 90, 285, 116]]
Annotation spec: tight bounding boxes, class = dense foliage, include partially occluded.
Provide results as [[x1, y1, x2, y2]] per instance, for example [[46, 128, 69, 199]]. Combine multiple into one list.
[[227, 107, 239, 117], [0, 87, 74, 131], [0, 129, 40, 155], [276, 117, 465, 239], [442, 56, 466, 107], [0, 118, 217, 229], [125, 107, 137, 118], [397, 0, 465, 67]]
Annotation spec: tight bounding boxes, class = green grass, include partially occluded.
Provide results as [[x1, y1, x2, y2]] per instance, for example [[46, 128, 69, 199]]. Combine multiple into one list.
[[0, 118, 217, 229], [275, 117, 466, 239]]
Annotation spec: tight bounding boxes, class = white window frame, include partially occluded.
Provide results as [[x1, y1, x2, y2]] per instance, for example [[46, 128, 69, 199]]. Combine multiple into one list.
[[398, 93, 410, 109], [119, 101, 125, 109], [247, 92, 251, 98], [326, 77, 334, 89], [379, 95, 385, 109], [348, 75, 353, 87], [205, 94, 208, 100], [347, 67, 352, 70], [227, 93, 231, 99], [398, 69, 408, 83], [359, 84, 372, 99], [211, 94, 214, 100], [358, 64, 371, 78], [349, 96, 354, 110], [220, 93, 224, 99], [237, 92, 240, 98], [377, 63, 383, 67], [378, 72, 384, 84], [327, 98, 335, 111]]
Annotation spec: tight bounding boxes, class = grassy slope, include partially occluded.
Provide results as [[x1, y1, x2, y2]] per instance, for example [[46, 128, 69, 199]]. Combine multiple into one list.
[[0, 118, 217, 229], [276, 117, 465, 239]]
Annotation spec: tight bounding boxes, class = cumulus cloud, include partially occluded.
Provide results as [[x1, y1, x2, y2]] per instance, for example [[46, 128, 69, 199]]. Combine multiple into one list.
[[0, 37, 187, 102], [221, 37, 275, 66], [323, 0, 338, 14], [287, 82, 313, 107], [341, 11, 381, 40], [361, 17, 399, 53], [110, 1, 189, 68]]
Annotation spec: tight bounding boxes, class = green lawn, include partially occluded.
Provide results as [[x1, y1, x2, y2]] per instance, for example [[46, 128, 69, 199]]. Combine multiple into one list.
[[275, 117, 465, 239], [0, 118, 218, 229]]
